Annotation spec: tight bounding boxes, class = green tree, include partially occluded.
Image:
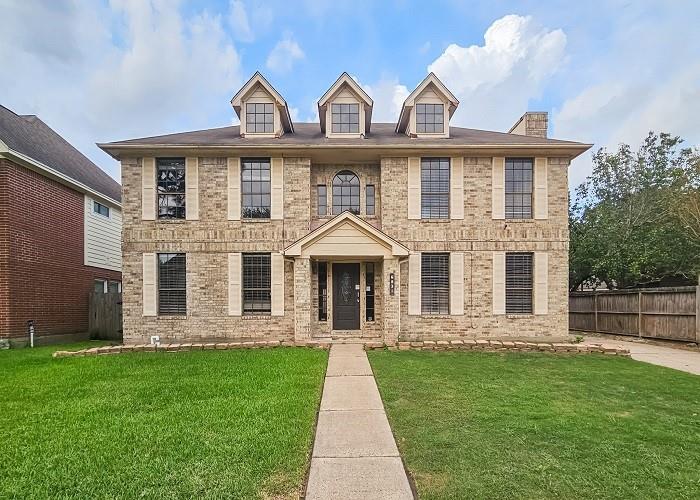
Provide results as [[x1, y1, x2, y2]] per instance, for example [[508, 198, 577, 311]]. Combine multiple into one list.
[[569, 132, 700, 290]]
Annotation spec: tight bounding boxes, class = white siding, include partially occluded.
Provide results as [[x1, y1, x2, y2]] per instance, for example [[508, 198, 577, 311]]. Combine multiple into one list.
[[84, 195, 122, 272]]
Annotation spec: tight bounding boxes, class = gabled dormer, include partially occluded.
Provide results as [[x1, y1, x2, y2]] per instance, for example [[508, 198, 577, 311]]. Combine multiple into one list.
[[230, 72, 294, 138], [396, 73, 459, 139], [318, 73, 373, 138]]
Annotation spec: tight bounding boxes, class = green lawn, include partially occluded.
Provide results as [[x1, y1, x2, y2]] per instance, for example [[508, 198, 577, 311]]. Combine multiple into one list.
[[0, 343, 327, 499], [369, 351, 700, 500]]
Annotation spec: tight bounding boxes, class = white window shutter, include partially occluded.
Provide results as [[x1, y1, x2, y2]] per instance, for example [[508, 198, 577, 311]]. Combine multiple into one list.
[[534, 252, 549, 314], [142, 253, 156, 316], [185, 157, 199, 220], [271, 253, 284, 316], [407, 157, 421, 220], [492, 157, 505, 220], [228, 253, 242, 316], [408, 253, 421, 315], [450, 157, 464, 220], [142, 157, 155, 220], [450, 252, 464, 315], [227, 158, 241, 220], [534, 157, 548, 219], [271, 157, 284, 219], [492, 251, 505, 315]]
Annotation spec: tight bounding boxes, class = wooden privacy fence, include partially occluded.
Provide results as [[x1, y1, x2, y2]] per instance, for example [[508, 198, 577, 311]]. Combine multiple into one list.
[[570, 286, 700, 343], [89, 292, 123, 341]]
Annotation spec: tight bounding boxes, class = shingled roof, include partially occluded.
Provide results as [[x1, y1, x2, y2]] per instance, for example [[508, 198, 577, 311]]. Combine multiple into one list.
[[100, 122, 587, 149], [0, 105, 121, 202]]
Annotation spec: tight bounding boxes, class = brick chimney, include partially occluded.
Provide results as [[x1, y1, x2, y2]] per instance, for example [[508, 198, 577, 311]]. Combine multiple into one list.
[[508, 112, 548, 138]]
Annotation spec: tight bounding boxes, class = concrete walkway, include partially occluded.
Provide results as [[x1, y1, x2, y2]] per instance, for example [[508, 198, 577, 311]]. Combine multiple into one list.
[[583, 336, 700, 375], [306, 344, 413, 500]]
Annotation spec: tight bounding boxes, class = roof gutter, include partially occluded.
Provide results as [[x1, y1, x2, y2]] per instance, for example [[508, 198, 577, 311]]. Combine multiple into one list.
[[0, 147, 121, 208]]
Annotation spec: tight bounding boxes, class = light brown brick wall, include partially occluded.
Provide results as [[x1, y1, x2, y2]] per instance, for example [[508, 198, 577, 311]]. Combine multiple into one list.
[[121, 154, 570, 343]]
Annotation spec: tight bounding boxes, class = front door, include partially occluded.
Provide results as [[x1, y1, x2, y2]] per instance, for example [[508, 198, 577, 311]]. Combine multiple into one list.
[[333, 263, 360, 330]]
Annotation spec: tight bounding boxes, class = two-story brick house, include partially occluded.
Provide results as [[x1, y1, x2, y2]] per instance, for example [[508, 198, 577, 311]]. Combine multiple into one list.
[[99, 72, 590, 345]]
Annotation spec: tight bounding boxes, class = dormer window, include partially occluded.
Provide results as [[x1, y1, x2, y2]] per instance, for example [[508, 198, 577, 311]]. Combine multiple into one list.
[[396, 73, 459, 139], [331, 103, 360, 133], [416, 103, 444, 134], [230, 72, 294, 137], [318, 73, 373, 138], [246, 103, 274, 133]]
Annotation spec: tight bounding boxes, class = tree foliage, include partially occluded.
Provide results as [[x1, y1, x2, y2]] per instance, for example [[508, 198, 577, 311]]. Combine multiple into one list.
[[569, 132, 700, 290]]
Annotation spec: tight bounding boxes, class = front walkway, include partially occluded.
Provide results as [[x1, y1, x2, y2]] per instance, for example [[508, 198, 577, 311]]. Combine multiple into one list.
[[306, 344, 413, 500], [582, 336, 700, 375]]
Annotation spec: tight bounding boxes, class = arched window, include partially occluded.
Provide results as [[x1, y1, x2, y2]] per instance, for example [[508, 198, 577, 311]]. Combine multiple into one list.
[[332, 170, 360, 215]]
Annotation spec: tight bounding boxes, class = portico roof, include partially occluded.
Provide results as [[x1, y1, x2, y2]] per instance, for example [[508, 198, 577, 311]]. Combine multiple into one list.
[[284, 211, 409, 258]]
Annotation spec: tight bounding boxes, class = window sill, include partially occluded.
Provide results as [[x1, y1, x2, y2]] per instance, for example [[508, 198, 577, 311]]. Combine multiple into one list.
[[419, 218, 451, 223], [504, 219, 536, 223], [242, 314, 273, 320], [156, 315, 188, 320], [505, 314, 535, 318], [419, 314, 450, 319], [156, 219, 187, 224], [241, 219, 272, 223]]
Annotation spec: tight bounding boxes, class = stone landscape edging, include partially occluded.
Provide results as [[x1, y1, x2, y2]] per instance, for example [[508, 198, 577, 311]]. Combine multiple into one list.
[[52, 339, 629, 358]]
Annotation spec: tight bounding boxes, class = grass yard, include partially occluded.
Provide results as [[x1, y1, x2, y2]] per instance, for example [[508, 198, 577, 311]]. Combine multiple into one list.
[[369, 350, 700, 500], [0, 342, 327, 499]]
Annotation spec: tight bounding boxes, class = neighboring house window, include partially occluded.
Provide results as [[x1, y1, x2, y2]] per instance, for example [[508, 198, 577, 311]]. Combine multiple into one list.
[[241, 158, 271, 219], [93, 201, 109, 217], [421, 158, 450, 219], [506, 252, 533, 314], [157, 158, 186, 219], [366, 262, 375, 321], [242, 253, 271, 315], [416, 103, 444, 133], [158, 253, 186, 315], [505, 158, 533, 219], [318, 185, 327, 216], [421, 253, 449, 314], [331, 103, 359, 133], [366, 185, 375, 216], [318, 261, 327, 321], [246, 102, 274, 133], [94, 279, 106, 293], [332, 170, 360, 215], [108, 281, 122, 293]]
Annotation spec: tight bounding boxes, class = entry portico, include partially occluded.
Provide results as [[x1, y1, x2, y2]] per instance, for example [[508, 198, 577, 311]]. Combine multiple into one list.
[[285, 212, 408, 343]]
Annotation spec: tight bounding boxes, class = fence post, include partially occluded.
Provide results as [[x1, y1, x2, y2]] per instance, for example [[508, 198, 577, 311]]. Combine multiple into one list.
[[696, 275, 700, 344], [593, 292, 598, 333], [638, 291, 643, 338]]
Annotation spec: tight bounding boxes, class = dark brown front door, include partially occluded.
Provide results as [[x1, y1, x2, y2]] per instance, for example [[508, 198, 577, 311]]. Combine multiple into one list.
[[333, 263, 360, 330]]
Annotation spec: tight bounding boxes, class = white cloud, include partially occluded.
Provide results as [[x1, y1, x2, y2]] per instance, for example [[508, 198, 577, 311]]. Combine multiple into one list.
[[228, 0, 254, 42], [361, 78, 409, 123], [266, 32, 305, 74], [427, 14, 566, 131], [0, 0, 242, 181]]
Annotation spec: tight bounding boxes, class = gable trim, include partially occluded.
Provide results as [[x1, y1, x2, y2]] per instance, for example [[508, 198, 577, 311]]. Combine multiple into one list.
[[284, 211, 409, 257]]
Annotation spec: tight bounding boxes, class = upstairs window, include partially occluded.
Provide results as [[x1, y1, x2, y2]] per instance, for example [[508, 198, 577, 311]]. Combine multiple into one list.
[[157, 158, 185, 219], [241, 158, 271, 219], [246, 102, 274, 133], [505, 158, 533, 219], [416, 103, 444, 133], [93, 201, 110, 217], [421, 158, 450, 219], [242, 253, 271, 315], [506, 252, 533, 314], [158, 253, 186, 315], [331, 103, 359, 133], [332, 170, 360, 215], [421, 253, 449, 315], [366, 185, 375, 216], [317, 185, 327, 216]]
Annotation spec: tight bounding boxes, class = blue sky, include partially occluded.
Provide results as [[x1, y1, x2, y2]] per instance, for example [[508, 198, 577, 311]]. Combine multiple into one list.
[[2, 0, 699, 189]]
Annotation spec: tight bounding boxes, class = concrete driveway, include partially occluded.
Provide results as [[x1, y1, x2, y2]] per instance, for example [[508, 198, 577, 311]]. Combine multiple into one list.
[[582, 336, 700, 375]]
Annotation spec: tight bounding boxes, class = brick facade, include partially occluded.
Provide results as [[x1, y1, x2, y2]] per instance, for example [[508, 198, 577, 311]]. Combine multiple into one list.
[[120, 153, 571, 344], [0, 159, 121, 343]]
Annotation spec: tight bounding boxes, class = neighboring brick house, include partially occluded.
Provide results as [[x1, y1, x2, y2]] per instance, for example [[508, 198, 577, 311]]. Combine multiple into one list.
[[0, 105, 122, 346], [99, 72, 590, 345]]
